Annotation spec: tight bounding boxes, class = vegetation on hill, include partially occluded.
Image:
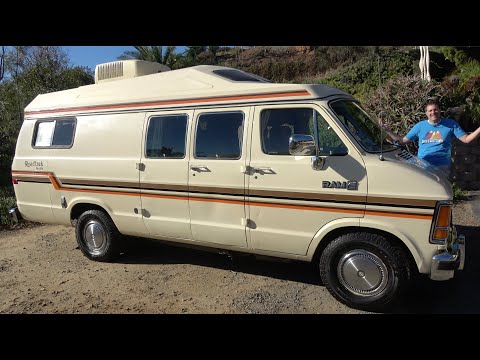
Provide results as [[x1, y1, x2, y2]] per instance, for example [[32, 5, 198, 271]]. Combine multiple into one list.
[[1, 45, 479, 225]]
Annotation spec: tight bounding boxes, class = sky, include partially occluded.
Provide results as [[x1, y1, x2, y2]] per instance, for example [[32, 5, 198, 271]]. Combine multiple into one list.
[[63, 46, 187, 72]]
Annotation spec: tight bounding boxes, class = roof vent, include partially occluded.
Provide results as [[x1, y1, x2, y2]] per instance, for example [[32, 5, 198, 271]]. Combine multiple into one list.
[[95, 60, 170, 84]]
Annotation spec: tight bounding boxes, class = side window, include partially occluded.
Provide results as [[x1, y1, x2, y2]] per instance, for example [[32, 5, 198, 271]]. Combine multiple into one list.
[[316, 113, 348, 156], [146, 114, 188, 158], [33, 118, 76, 148], [195, 112, 244, 159], [260, 108, 347, 156], [52, 120, 76, 146]]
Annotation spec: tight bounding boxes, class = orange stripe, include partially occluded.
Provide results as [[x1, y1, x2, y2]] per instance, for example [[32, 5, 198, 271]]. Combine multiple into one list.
[[365, 210, 432, 220], [24, 90, 311, 116], [11, 170, 432, 220], [189, 197, 244, 205]]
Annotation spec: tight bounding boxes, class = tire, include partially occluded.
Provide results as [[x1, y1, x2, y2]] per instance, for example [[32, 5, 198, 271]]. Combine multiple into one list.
[[319, 232, 410, 310], [75, 210, 121, 262]]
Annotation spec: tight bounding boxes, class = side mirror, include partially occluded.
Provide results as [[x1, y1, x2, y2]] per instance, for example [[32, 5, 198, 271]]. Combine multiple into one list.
[[289, 134, 316, 156]]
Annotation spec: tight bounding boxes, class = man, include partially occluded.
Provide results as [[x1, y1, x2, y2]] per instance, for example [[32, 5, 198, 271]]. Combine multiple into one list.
[[384, 99, 480, 175]]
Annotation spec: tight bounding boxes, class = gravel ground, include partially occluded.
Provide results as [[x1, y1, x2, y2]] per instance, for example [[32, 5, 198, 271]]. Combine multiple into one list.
[[1, 193, 479, 314]]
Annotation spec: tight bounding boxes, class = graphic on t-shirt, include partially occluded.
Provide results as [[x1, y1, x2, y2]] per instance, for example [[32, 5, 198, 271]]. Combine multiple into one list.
[[422, 131, 444, 144]]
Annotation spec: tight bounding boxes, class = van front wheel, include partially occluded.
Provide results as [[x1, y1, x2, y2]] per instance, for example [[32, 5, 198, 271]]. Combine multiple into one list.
[[75, 210, 121, 262], [319, 232, 410, 310]]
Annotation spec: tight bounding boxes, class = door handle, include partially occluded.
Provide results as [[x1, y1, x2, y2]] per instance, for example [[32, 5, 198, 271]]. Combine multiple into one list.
[[252, 167, 275, 174], [190, 165, 210, 172]]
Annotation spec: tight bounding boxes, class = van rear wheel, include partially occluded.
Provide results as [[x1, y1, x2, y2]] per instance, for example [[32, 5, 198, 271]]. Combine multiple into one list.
[[75, 210, 121, 262], [319, 232, 410, 310]]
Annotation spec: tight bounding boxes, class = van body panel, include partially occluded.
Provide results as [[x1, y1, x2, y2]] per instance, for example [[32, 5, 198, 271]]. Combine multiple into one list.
[[306, 217, 362, 259], [140, 110, 193, 239], [24, 66, 326, 117], [12, 121, 55, 223], [363, 152, 451, 203], [187, 107, 251, 248], [44, 113, 146, 235], [247, 103, 367, 255], [358, 216, 434, 273]]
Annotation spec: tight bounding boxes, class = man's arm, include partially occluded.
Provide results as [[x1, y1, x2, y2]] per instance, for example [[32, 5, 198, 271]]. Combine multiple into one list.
[[459, 127, 480, 144], [381, 125, 411, 144]]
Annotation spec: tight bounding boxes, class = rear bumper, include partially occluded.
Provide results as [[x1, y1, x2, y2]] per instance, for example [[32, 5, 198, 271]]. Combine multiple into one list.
[[9, 207, 23, 223], [430, 233, 465, 281]]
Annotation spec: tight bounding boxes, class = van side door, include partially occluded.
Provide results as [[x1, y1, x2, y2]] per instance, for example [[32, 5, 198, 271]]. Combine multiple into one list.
[[247, 104, 366, 255], [140, 111, 193, 240], [188, 107, 251, 248]]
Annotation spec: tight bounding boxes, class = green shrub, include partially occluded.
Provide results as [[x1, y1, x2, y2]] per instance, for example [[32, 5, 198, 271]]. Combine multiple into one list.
[[309, 51, 417, 102], [362, 75, 443, 153], [0, 186, 16, 227], [452, 183, 467, 201]]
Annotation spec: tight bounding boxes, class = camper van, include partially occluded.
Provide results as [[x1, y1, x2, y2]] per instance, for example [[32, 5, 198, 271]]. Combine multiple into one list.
[[10, 60, 465, 310]]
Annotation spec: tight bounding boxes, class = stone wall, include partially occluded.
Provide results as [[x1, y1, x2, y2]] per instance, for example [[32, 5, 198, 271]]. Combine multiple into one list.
[[451, 135, 480, 190]]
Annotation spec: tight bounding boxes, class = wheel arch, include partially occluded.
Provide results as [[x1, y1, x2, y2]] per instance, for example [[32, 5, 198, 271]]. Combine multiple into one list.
[[308, 220, 418, 276], [70, 200, 114, 226]]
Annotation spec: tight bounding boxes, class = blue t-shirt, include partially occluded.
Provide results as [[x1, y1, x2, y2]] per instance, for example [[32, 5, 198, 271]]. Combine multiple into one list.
[[405, 118, 465, 167]]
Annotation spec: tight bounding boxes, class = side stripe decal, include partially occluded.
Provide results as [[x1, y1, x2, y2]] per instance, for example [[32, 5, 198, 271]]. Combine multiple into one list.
[[24, 90, 311, 116], [11, 171, 433, 220]]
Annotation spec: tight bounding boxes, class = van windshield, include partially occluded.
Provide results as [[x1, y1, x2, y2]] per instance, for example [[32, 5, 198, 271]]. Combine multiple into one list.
[[330, 100, 397, 153]]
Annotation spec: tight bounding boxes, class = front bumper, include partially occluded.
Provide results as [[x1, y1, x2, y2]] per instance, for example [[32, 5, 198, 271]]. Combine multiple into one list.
[[430, 233, 465, 281], [9, 207, 23, 223]]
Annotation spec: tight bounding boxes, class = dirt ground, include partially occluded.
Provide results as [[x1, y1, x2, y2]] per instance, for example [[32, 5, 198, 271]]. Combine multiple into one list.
[[1, 194, 479, 314]]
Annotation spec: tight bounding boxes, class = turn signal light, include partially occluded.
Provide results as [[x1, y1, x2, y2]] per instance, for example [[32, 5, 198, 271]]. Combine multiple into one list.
[[436, 206, 451, 227], [431, 203, 452, 244]]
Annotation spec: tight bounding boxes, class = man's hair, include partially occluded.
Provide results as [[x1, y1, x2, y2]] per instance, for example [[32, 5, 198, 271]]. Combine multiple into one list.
[[425, 98, 440, 109]]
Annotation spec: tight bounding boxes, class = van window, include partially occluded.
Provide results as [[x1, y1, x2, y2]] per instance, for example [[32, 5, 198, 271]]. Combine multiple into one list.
[[146, 114, 188, 158], [33, 118, 76, 148], [330, 100, 396, 153], [260, 108, 347, 156], [195, 112, 244, 159]]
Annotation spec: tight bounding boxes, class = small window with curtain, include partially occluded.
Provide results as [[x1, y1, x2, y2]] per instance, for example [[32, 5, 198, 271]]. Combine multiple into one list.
[[32, 118, 76, 148], [146, 114, 188, 158]]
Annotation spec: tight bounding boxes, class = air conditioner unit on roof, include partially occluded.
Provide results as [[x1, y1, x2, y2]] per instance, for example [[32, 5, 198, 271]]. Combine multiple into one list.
[[95, 60, 170, 84]]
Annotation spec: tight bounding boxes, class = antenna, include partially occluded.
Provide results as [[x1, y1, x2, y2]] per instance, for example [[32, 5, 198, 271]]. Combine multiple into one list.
[[378, 53, 384, 161]]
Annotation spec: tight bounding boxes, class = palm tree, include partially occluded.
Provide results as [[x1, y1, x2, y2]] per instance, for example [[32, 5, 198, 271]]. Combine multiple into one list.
[[118, 46, 179, 69]]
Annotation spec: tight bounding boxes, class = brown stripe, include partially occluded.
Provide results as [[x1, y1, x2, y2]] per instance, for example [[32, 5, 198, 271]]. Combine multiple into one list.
[[24, 90, 311, 116], [141, 183, 188, 192], [190, 185, 245, 195], [367, 196, 437, 208], [10, 170, 433, 220], [249, 189, 365, 203], [189, 197, 244, 205], [12, 175, 51, 183], [141, 193, 188, 200], [248, 201, 365, 215], [59, 178, 139, 189]]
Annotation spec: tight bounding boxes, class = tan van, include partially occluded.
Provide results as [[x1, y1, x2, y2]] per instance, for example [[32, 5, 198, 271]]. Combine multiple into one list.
[[10, 60, 465, 309]]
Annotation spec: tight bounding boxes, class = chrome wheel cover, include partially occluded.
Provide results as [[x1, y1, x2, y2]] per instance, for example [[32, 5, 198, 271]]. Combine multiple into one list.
[[337, 250, 389, 297], [83, 220, 107, 255]]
